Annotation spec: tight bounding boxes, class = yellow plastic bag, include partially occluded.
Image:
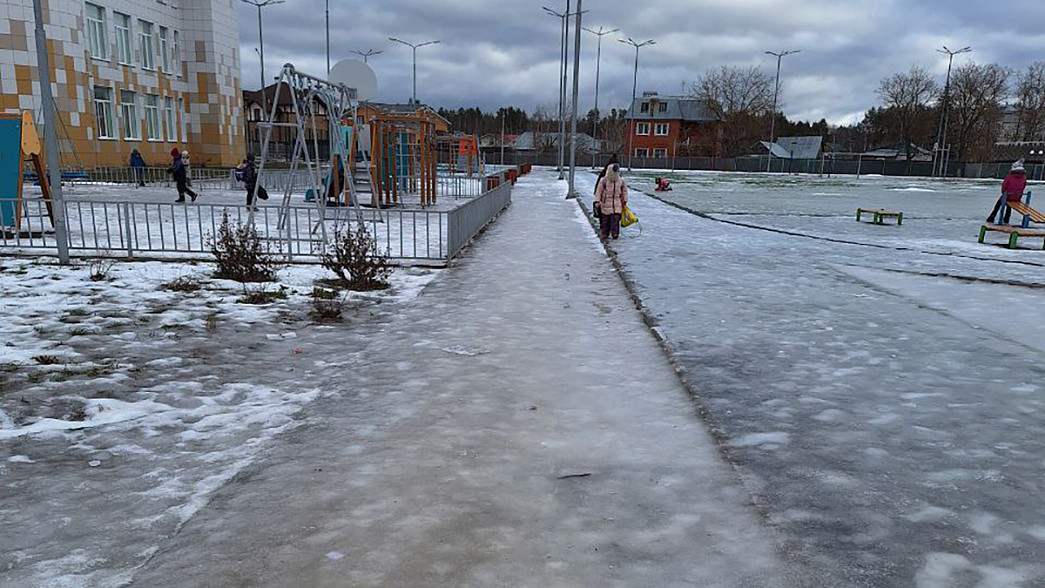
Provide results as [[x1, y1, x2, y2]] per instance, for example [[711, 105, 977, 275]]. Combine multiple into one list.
[[621, 204, 638, 228]]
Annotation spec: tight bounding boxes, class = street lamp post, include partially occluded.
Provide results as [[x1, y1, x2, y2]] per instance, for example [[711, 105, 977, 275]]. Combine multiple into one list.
[[31, 0, 69, 263], [583, 26, 619, 169], [325, 0, 329, 74], [241, 0, 284, 115], [543, 3, 570, 179], [934, 45, 971, 177], [566, 0, 583, 199], [765, 49, 800, 173], [620, 37, 656, 172], [352, 49, 383, 63], [388, 38, 440, 105]]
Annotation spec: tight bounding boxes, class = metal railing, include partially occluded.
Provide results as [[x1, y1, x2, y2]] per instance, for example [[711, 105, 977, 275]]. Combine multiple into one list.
[[1, 178, 514, 265], [446, 181, 512, 259], [24, 166, 235, 189]]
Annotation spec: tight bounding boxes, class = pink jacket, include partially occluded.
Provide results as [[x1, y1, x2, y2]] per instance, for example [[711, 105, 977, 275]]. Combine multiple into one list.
[[595, 176, 628, 215], [1001, 172, 1027, 202]]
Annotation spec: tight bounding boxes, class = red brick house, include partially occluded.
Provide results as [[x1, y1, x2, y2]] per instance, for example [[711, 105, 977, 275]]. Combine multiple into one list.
[[625, 92, 722, 158]]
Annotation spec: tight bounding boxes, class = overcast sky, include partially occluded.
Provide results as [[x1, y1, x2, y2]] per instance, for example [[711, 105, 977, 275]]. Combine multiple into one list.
[[236, 0, 1045, 126]]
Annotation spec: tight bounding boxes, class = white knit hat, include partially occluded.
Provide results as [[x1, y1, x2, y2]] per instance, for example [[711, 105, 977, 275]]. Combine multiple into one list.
[[1012, 160, 1025, 172]]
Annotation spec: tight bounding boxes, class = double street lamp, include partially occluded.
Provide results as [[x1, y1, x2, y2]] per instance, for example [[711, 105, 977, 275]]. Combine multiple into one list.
[[388, 38, 440, 105], [620, 37, 656, 171], [765, 49, 800, 172], [583, 26, 619, 169], [543, 3, 571, 179], [934, 45, 972, 177], [352, 49, 383, 63]]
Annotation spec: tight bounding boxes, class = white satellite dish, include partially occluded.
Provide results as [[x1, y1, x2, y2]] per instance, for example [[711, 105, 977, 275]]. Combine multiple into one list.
[[329, 59, 378, 102]]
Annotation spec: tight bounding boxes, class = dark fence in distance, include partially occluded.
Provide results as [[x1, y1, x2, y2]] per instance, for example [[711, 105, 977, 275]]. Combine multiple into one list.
[[486, 152, 1045, 180]]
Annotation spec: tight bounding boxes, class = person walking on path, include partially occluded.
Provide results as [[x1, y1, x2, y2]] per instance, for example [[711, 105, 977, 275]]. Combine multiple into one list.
[[594, 162, 628, 240], [238, 153, 268, 209], [987, 160, 1027, 223], [593, 154, 620, 233], [130, 149, 146, 187], [170, 148, 197, 203]]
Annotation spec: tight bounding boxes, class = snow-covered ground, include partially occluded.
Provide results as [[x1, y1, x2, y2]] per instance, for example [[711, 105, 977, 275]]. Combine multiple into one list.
[[0, 257, 437, 587], [579, 169, 1045, 585]]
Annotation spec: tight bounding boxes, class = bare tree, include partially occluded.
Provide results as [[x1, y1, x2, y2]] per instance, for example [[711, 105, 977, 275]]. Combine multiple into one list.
[[531, 103, 557, 154], [692, 66, 774, 157], [877, 66, 939, 161], [947, 62, 1010, 162], [1015, 61, 1045, 142]]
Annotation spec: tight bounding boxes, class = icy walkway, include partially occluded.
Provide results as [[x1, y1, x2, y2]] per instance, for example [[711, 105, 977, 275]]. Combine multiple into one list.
[[131, 170, 826, 586]]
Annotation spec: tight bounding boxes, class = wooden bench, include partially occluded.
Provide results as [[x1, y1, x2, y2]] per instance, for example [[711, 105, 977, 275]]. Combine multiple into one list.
[[978, 224, 1045, 250], [1006, 201, 1045, 226], [856, 208, 903, 225]]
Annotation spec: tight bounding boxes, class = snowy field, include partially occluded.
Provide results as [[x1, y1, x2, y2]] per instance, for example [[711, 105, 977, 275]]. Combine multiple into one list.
[[578, 169, 1045, 586], [0, 257, 438, 586]]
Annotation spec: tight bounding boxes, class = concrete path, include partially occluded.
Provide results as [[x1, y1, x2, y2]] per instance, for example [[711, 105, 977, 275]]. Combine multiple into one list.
[[132, 171, 831, 587]]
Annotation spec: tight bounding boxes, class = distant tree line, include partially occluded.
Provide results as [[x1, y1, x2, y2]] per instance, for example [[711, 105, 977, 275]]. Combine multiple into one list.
[[435, 60, 1045, 163]]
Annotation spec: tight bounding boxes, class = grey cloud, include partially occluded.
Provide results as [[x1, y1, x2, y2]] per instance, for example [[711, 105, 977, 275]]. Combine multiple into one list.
[[237, 0, 1045, 125]]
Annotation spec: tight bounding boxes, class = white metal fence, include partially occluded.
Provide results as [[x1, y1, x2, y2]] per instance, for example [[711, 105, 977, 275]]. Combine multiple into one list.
[[1, 180, 512, 265]]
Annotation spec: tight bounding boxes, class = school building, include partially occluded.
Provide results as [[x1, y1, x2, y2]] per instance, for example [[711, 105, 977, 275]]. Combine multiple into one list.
[[0, 0, 244, 168]]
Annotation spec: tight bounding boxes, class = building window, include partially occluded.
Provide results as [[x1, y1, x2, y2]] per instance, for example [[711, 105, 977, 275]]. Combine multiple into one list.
[[164, 97, 175, 141], [635, 122, 650, 136], [178, 97, 187, 142], [94, 86, 114, 139], [173, 31, 181, 77], [144, 95, 160, 140], [653, 148, 668, 158], [121, 90, 139, 139], [634, 148, 649, 157], [640, 102, 649, 113], [139, 20, 155, 70], [654, 123, 670, 136], [85, 4, 108, 60], [659, 102, 668, 112], [114, 13, 133, 65], [159, 27, 170, 73]]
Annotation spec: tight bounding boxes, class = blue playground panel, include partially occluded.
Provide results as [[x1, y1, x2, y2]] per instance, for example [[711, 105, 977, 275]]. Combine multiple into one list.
[[0, 118, 22, 227]]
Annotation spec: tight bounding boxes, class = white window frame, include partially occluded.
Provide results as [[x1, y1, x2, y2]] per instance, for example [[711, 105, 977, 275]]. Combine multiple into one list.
[[144, 95, 160, 140], [94, 86, 115, 139], [139, 20, 155, 70], [121, 90, 140, 140], [159, 27, 170, 73], [164, 97, 175, 142], [114, 12, 133, 65], [635, 122, 650, 136], [85, 4, 108, 61], [173, 30, 182, 77], [653, 148, 668, 158], [634, 148, 649, 157], [654, 122, 670, 136], [178, 97, 187, 141]]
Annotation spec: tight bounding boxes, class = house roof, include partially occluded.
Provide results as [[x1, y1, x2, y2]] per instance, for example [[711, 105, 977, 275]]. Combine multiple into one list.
[[760, 136, 823, 159], [860, 144, 933, 159], [513, 132, 599, 151], [625, 95, 718, 122]]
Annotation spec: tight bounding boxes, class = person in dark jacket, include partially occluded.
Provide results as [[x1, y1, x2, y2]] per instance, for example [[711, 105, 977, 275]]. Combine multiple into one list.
[[130, 149, 146, 187], [239, 153, 268, 208], [170, 148, 197, 203], [987, 160, 1028, 223]]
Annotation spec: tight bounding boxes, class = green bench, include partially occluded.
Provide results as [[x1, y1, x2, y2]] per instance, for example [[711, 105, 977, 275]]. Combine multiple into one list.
[[978, 224, 1045, 250], [856, 208, 903, 225]]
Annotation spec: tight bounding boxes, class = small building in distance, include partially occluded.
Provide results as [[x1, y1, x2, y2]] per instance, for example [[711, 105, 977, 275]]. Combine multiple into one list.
[[759, 136, 824, 159], [511, 131, 600, 154], [624, 92, 722, 158], [2, 0, 244, 167]]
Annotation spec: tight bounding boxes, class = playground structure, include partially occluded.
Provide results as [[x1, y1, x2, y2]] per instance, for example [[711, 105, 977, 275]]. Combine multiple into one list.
[[354, 105, 441, 207], [253, 63, 367, 241], [0, 112, 54, 234], [979, 190, 1045, 249]]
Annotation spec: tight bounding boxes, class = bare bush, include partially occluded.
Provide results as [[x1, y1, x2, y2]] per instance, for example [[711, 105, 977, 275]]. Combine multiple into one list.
[[210, 213, 282, 283], [321, 225, 391, 291]]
